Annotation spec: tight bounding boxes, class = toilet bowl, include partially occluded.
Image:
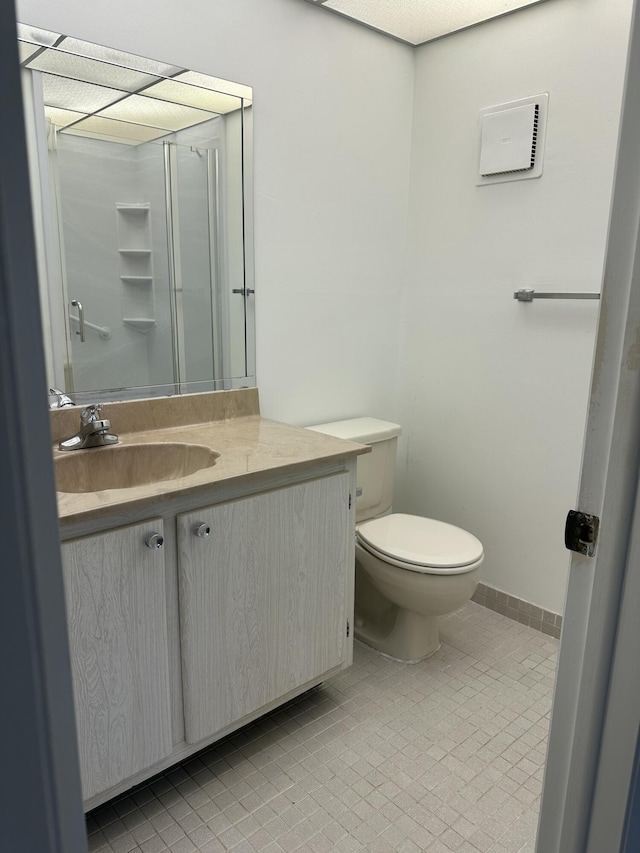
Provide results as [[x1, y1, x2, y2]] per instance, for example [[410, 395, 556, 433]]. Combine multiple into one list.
[[355, 513, 482, 661], [307, 418, 484, 662]]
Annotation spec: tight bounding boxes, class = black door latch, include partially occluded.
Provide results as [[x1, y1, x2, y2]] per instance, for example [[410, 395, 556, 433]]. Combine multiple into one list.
[[565, 510, 600, 557]]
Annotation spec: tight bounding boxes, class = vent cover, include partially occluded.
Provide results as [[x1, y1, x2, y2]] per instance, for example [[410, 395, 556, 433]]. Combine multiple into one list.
[[477, 94, 548, 185]]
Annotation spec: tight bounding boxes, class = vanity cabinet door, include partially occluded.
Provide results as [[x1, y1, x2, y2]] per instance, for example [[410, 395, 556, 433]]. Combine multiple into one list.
[[177, 473, 351, 744], [61, 520, 172, 801]]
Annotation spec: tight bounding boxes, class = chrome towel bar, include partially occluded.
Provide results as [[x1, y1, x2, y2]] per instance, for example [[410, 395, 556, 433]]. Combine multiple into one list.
[[514, 289, 601, 302]]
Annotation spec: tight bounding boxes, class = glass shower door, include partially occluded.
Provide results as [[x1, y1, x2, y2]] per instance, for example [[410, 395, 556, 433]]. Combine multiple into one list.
[[166, 141, 222, 385]]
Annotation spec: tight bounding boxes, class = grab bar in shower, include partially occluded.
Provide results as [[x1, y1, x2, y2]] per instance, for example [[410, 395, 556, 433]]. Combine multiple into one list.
[[69, 310, 112, 340], [70, 299, 85, 341], [514, 289, 601, 302]]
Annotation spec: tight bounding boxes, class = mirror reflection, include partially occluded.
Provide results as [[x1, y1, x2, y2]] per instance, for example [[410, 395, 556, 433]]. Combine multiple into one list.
[[19, 23, 255, 403]]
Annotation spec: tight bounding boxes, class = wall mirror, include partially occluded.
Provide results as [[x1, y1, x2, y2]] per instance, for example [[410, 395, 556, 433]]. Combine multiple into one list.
[[18, 23, 255, 405]]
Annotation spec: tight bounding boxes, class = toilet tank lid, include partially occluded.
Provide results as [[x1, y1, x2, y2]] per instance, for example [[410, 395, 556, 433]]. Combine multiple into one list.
[[306, 417, 402, 444]]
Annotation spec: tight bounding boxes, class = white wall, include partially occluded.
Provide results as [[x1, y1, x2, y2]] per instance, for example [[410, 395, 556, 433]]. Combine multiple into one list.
[[17, 0, 414, 425], [394, 0, 633, 613], [18, 0, 634, 614]]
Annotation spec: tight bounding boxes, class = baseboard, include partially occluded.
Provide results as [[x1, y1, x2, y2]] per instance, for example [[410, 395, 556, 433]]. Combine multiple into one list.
[[472, 582, 562, 639]]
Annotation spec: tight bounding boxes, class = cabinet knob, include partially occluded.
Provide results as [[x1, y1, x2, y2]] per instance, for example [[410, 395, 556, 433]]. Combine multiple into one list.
[[193, 523, 211, 538], [145, 532, 164, 549]]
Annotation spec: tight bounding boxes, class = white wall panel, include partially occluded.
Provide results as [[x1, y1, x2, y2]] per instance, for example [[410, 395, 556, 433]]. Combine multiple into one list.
[[396, 0, 633, 612]]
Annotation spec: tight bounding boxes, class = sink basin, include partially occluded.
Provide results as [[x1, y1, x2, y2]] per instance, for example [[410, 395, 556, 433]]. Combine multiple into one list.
[[55, 442, 219, 493]]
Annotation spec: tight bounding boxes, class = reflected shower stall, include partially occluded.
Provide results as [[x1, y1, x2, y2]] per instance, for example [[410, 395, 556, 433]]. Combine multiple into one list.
[[19, 25, 253, 402], [51, 119, 240, 395]]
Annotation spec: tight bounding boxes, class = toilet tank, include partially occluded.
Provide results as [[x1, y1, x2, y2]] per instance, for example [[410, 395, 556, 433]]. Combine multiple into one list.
[[306, 418, 402, 522]]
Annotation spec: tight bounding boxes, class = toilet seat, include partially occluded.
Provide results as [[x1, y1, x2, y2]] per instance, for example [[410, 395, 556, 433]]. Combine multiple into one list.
[[356, 513, 484, 575]]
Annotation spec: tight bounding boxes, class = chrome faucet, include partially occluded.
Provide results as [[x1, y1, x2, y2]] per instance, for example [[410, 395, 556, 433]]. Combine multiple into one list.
[[59, 404, 119, 451], [49, 387, 75, 408]]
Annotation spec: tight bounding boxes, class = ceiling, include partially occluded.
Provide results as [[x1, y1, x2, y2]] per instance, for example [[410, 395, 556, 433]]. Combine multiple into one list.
[[305, 0, 551, 46], [17, 24, 251, 146]]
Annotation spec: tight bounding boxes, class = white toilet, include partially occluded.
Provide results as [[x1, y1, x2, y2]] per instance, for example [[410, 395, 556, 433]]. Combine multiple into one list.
[[307, 418, 483, 662]]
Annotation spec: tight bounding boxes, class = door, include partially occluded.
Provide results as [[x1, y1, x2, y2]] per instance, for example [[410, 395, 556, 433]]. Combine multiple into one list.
[[177, 474, 351, 744], [537, 3, 640, 849], [61, 520, 172, 801]]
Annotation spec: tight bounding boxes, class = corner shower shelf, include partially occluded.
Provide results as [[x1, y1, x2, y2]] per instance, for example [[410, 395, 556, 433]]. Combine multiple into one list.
[[116, 203, 150, 214], [116, 201, 155, 332], [122, 318, 156, 332], [120, 275, 153, 285]]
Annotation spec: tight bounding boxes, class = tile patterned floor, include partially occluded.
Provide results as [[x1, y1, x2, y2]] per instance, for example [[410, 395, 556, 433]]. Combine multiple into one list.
[[86, 602, 558, 853]]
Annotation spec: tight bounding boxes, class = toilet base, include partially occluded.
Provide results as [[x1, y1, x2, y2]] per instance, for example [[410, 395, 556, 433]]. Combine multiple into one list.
[[354, 606, 441, 663], [353, 538, 481, 664]]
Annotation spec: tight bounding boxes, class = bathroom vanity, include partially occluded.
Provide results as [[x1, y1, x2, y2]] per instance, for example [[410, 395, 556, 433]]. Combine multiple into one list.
[[52, 389, 366, 810]]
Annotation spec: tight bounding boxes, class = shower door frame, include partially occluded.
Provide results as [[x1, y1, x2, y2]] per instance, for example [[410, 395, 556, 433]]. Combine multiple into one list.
[[164, 139, 229, 392]]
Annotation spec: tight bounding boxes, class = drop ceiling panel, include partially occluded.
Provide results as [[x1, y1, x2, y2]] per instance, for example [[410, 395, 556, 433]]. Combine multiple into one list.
[[41, 74, 124, 113], [62, 115, 169, 144], [18, 42, 42, 63], [315, 0, 549, 45], [143, 79, 241, 115], [44, 106, 86, 128], [19, 23, 250, 146], [26, 50, 159, 93], [99, 94, 215, 131], [176, 71, 252, 102], [59, 37, 183, 78], [17, 24, 60, 46]]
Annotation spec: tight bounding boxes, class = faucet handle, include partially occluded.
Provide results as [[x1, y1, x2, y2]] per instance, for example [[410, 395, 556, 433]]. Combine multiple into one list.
[[81, 404, 103, 424]]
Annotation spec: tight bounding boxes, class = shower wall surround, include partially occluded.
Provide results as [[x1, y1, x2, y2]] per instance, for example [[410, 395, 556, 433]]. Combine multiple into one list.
[[54, 120, 233, 393]]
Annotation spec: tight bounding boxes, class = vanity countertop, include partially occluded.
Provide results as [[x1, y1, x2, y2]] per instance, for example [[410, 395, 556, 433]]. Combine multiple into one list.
[[51, 389, 368, 527]]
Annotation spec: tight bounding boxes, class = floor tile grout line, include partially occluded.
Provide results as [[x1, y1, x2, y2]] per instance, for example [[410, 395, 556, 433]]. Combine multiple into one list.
[[87, 601, 557, 853]]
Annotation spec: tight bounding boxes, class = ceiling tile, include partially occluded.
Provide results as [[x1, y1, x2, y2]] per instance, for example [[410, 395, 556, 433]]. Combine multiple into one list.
[[143, 79, 242, 114], [41, 74, 124, 113], [98, 94, 216, 131], [61, 114, 169, 144], [317, 0, 548, 45], [59, 37, 183, 77], [26, 49, 159, 93]]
